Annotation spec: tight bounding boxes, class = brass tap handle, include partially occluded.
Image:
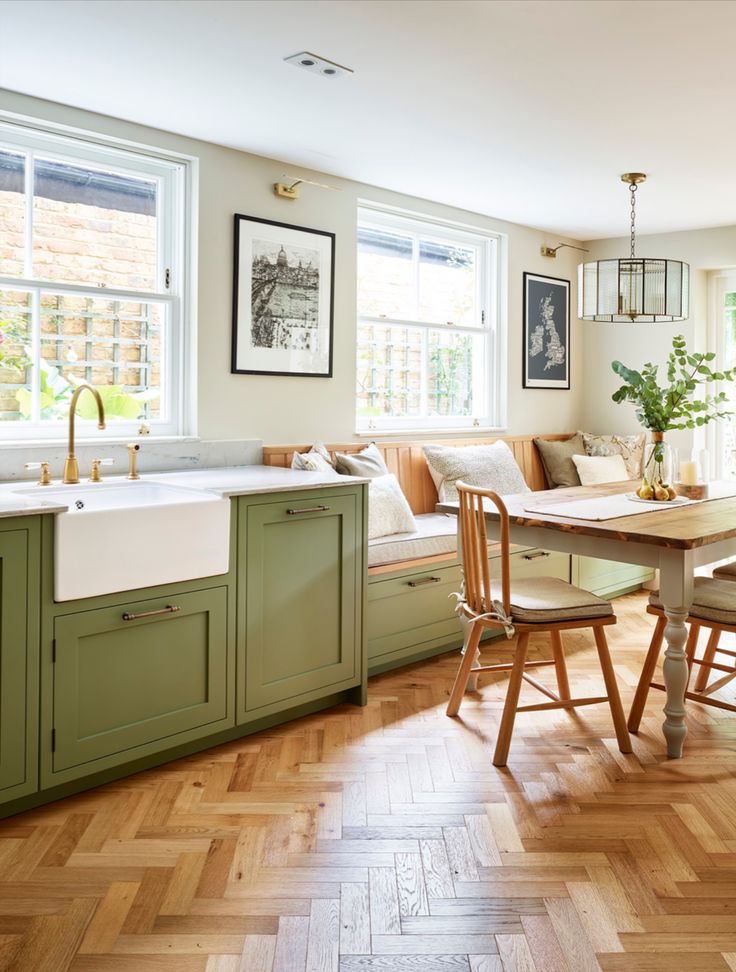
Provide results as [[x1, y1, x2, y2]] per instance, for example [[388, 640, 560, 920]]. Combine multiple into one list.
[[127, 443, 141, 480], [25, 461, 52, 486], [89, 458, 114, 483]]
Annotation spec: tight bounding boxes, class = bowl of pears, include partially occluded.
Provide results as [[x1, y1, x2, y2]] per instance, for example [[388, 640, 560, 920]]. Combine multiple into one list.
[[635, 476, 678, 502]]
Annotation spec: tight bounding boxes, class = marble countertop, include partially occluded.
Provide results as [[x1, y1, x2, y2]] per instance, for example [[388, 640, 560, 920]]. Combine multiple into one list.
[[0, 465, 367, 517]]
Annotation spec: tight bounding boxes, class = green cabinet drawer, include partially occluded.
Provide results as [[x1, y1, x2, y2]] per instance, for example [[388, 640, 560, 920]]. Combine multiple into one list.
[[368, 548, 571, 671], [49, 586, 232, 781], [238, 490, 362, 720], [573, 556, 654, 597], [0, 525, 39, 802]]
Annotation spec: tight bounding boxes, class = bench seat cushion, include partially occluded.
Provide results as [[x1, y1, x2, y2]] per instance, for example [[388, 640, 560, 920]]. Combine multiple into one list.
[[368, 512, 459, 567]]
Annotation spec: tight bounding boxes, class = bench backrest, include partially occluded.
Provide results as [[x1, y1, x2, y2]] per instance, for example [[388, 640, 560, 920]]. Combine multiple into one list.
[[262, 433, 570, 514]]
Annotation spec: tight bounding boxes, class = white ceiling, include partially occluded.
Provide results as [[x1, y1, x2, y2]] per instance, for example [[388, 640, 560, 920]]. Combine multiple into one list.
[[1, 0, 735, 240]]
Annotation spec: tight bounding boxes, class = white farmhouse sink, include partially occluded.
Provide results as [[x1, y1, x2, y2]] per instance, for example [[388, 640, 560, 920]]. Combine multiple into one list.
[[13, 481, 230, 601]]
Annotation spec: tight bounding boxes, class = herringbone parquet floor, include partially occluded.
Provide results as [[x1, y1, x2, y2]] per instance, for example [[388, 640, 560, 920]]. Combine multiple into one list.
[[1, 590, 736, 972]]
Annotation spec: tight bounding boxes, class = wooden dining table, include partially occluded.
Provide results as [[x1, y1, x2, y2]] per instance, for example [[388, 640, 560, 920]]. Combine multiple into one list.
[[437, 480, 736, 758]]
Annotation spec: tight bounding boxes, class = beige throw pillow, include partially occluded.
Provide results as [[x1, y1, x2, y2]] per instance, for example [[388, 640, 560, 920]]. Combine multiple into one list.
[[534, 434, 585, 488], [423, 441, 530, 503], [572, 454, 629, 485], [335, 442, 389, 478], [579, 431, 645, 479], [291, 443, 339, 475]]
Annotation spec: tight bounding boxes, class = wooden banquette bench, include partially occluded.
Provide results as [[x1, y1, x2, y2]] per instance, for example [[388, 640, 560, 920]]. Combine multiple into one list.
[[264, 435, 653, 674]]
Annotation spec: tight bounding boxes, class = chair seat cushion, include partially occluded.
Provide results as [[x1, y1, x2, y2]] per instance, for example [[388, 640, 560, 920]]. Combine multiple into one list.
[[649, 577, 736, 625], [713, 561, 736, 581], [497, 576, 614, 624]]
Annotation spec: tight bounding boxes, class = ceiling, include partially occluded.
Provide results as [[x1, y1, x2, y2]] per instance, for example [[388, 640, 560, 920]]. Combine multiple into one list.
[[1, 0, 735, 240]]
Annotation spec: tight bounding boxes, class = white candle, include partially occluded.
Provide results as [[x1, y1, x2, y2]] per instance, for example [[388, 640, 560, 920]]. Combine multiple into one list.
[[680, 460, 699, 486]]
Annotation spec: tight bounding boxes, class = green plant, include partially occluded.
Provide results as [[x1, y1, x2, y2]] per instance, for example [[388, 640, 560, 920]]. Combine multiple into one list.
[[611, 334, 735, 432], [0, 316, 32, 373], [16, 360, 158, 422]]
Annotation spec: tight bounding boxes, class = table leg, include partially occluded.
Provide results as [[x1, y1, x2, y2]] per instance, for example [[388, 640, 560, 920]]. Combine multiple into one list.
[[459, 613, 482, 692], [659, 551, 694, 758]]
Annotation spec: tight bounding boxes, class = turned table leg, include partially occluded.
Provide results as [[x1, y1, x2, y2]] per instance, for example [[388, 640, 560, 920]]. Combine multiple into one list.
[[659, 551, 694, 759]]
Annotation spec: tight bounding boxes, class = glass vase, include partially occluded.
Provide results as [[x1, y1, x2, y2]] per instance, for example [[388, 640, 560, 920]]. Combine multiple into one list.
[[643, 431, 675, 486]]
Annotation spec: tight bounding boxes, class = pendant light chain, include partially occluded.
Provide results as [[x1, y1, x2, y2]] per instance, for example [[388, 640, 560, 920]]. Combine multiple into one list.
[[629, 183, 637, 259]]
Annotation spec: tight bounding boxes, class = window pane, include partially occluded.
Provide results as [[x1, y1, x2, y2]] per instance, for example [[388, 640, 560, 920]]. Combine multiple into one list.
[[357, 226, 415, 320], [38, 293, 163, 422], [419, 240, 477, 326], [32, 158, 158, 291], [428, 330, 477, 417], [726, 305, 736, 368], [356, 323, 422, 419], [0, 290, 32, 421], [0, 150, 26, 277]]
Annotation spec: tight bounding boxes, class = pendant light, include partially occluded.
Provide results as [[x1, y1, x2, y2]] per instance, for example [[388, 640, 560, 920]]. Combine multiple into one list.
[[578, 173, 689, 322]]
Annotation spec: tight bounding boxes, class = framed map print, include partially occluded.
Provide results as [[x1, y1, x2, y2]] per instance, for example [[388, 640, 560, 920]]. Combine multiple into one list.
[[232, 214, 335, 377], [523, 272, 570, 389]]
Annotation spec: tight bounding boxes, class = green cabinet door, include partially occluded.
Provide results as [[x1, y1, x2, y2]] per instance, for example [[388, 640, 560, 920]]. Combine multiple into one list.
[[239, 490, 362, 720], [0, 526, 38, 801], [49, 586, 232, 782]]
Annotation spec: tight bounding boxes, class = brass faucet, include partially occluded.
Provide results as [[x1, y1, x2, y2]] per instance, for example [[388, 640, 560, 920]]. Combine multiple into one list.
[[62, 384, 106, 484]]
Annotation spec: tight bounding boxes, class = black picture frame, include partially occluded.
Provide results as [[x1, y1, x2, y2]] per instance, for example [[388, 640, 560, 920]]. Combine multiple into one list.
[[522, 272, 570, 390], [231, 213, 335, 377]]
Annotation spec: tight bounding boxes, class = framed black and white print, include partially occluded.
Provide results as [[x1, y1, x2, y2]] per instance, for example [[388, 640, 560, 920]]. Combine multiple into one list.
[[523, 272, 570, 389], [232, 214, 335, 377]]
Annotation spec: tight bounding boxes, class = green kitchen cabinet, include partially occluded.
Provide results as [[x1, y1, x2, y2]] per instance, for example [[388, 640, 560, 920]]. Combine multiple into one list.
[[237, 486, 365, 721], [45, 585, 233, 786], [0, 519, 40, 804], [572, 556, 655, 598]]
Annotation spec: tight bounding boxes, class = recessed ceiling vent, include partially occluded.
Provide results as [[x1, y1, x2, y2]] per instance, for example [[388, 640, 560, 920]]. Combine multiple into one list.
[[284, 51, 353, 79]]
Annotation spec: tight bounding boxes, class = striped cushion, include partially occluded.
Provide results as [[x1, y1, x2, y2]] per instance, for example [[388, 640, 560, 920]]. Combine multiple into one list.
[[649, 577, 736, 625]]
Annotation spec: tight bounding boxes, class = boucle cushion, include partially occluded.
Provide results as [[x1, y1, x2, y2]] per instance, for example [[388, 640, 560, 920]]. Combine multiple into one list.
[[572, 453, 629, 486], [423, 441, 530, 503], [579, 431, 645, 479], [335, 442, 389, 478], [534, 434, 585, 488], [368, 473, 417, 540], [493, 576, 613, 623], [291, 443, 339, 475], [649, 577, 736, 625], [713, 562, 736, 581]]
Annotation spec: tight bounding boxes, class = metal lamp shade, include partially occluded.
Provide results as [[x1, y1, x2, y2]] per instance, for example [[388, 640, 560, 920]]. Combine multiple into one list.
[[578, 258, 689, 322]]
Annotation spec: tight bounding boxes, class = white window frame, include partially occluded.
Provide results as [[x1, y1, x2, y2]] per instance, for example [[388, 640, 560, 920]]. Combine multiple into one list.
[[706, 270, 736, 478], [356, 202, 506, 434], [0, 115, 196, 443]]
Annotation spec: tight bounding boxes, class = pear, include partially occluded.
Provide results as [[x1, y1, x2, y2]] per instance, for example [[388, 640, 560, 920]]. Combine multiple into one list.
[[654, 484, 670, 501], [666, 485, 677, 500], [638, 482, 654, 500]]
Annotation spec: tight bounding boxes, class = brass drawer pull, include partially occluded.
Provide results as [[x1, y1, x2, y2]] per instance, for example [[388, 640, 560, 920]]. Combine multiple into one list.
[[407, 576, 441, 588], [122, 605, 181, 622], [286, 505, 331, 515], [522, 551, 551, 561]]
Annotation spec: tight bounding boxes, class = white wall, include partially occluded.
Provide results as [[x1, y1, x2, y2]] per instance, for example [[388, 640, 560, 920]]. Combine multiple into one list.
[[0, 89, 585, 446], [580, 226, 736, 449]]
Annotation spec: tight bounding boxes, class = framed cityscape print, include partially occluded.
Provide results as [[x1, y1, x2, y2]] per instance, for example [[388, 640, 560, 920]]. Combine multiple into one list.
[[232, 214, 335, 377], [522, 272, 570, 389]]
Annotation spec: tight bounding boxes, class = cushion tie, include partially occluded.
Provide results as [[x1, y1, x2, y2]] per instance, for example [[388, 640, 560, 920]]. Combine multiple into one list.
[[449, 587, 515, 639]]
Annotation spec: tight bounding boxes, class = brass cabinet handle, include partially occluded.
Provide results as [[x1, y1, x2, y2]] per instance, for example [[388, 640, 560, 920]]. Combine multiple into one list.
[[286, 505, 331, 515], [122, 605, 181, 622], [407, 576, 441, 588], [522, 551, 551, 560]]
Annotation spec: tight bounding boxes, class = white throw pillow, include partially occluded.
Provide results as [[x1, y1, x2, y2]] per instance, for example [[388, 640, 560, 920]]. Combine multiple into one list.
[[423, 441, 530, 503], [572, 453, 629, 485], [368, 474, 417, 540]]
